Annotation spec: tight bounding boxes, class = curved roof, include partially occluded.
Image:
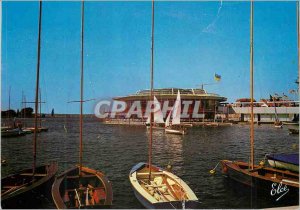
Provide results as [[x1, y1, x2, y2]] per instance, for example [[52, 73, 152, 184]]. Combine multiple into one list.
[[114, 88, 227, 102]]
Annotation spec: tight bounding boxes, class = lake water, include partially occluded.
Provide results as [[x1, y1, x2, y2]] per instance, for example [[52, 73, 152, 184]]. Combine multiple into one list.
[[1, 117, 299, 208]]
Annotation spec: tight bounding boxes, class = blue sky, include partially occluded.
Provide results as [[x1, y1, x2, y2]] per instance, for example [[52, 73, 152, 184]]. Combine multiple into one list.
[[2, 1, 299, 114]]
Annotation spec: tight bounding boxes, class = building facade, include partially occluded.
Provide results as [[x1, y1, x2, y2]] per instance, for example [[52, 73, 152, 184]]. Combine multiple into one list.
[[112, 88, 227, 122]]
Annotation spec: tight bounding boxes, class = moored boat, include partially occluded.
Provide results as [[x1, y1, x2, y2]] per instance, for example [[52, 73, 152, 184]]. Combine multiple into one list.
[[51, 1, 113, 208], [220, 160, 299, 203], [52, 166, 113, 208], [220, 1, 299, 206], [1, 2, 58, 208], [165, 127, 186, 135], [129, 162, 198, 209], [289, 128, 299, 134], [266, 153, 299, 172], [1, 163, 58, 208], [1, 128, 26, 137], [130, 1, 198, 208]]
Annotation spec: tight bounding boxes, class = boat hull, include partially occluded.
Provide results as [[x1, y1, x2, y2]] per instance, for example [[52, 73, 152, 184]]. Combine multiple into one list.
[[129, 162, 198, 209], [220, 160, 299, 205], [1, 163, 58, 209], [266, 154, 299, 172], [165, 128, 186, 135], [1, 129, 26, 137], [52, 165, 113, 209]]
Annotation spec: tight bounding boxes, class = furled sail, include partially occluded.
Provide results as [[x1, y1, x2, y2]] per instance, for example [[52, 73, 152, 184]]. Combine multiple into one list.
[[153, 96, 164, 123], [172, 90, 181, 125]]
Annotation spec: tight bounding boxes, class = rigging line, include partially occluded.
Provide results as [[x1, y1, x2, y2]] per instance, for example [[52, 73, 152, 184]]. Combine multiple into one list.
[[67, 98, 96, 103], [79, 0, 85, 177]]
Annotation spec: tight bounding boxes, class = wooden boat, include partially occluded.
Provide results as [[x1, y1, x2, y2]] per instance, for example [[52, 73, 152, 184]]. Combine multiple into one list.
[[52, 166, 113, 208], [1, 159, 7, 166], [205, 122, 219, 127], [25, 126, 48, 133], [22, 128, 33, 134], [266, 153, 299, 172], [1, 128, 26, 137], [283, 121, 299, 125], [221, 160, 299, 202], [52, 2, 113, 208], [130, 1, 198, 208], [129, 163, 198, 209], [220, 1, 299, 206], [165, 127, 186, 135], [274, 120, 283, 128], [289, 128, 299, 134], [1, 163, 58, 208], [1, 2, 58, 208]]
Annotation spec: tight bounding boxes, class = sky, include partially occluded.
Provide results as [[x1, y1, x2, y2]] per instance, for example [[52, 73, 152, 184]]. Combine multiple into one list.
[[2, 1, 299, 114]]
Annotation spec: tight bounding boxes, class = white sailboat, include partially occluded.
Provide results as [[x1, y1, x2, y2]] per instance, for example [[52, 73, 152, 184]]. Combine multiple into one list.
[[165, 90, 187, 135], [145, 96, 165, 129], [129, 1, 198, 208]]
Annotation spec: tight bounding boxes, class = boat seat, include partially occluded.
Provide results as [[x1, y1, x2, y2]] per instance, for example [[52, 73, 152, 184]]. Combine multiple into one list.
[[66, 175, 95, 179], [20, 173, 47, 177], [137, 172, 164, 176], [2, 185, 21, 189]]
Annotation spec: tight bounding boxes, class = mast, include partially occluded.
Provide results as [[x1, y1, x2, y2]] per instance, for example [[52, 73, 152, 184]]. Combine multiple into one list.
[[297, 1, 300, 95], [8, 86, 11, 119], [249, 0, 254, 170], [33, 0, 43, 177], [39, 88, 42, 128], [148, 0, 155, 180], [22, 91, 24, 118], [79, 0, 85, 176]]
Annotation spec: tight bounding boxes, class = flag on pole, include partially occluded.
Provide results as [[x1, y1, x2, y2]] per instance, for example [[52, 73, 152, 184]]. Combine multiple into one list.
[[214, 73, 221, 81]]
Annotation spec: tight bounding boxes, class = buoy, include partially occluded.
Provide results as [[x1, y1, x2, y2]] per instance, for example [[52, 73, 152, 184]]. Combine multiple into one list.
[[259, 160, 265, 166], [166, 163, 172, 172], [209, 169, 216, 175]]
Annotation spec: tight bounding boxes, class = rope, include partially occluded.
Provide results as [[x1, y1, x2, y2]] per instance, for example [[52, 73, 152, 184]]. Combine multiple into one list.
[[75, 189, 82, 207]]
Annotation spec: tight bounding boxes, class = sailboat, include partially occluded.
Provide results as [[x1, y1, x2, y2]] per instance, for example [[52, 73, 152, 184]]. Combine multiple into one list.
[[129, 1, 198, 208], [165, 90, 187, 135], [220, 0, 299, 204], [273, 101, 283, 128], [1, 1, 58, 208], [51, 1, 113, 208], [145, 96, 165, 130]]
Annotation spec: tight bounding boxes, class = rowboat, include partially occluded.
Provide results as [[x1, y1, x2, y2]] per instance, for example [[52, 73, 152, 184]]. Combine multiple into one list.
[[165, 128, 186, 135], [220, 1, 299, 206], [1, 2, 58, 208], [221, 160, 299, 203], [129, 163, 198, 209], [52, 166, 113, 208], [130, 1, 198, 208], [1, 163, 58, 208], [266, 153, 299, 172], [51, 1, 113, 208], [25, 126, 48, 133], [1, 128, 26, 137], [289, 128, 299, 134]]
